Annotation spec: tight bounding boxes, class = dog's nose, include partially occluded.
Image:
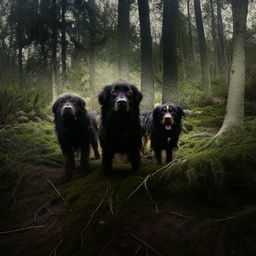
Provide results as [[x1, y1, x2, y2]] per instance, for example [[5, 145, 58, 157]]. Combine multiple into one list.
[[64, 104, 72, 110], [117, 99, 127, 106], [164, 116, 172, 121]]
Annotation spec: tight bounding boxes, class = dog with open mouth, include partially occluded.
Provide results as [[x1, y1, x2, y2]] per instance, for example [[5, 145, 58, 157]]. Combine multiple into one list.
[[141, 103, 185, 164]]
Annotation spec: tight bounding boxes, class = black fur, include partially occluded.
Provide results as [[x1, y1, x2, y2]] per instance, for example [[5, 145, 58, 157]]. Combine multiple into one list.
[[52, 93, 100, 180], [98, 81, 143, 174], [141, 104, 185, 164]]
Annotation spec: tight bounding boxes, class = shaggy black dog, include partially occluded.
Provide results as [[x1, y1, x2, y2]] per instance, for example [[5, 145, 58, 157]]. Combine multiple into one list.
[[141, 104, 185, 164], [52, 93, 100, 180], [98, 81, 143, 174]]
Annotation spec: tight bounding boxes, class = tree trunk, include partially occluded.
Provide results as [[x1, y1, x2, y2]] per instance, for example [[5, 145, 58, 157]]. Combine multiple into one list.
[[209, 0, 219, 77], [216, 0, 229, 83], [216, 0, 248, 136], [87, 0, 97, 92], [138, 0, 154, 111], [194, 0, 211, 91], [162, 0, 179, 104], [118, 0, 130, 80], [61, 0, 67, 83], [52, 0, 58, 96], [187, 0, 195, 62]]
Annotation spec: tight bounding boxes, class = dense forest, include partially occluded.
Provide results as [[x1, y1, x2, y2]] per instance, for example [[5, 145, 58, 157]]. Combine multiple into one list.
[[1, 0, 256, 255]]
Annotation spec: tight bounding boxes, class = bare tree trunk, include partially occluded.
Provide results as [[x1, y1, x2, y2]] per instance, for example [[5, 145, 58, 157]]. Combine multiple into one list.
[[118, 0, 130, 80], [216, 0, 248, 136], [209, 0, 219, 77], [61, 0, 67, 83], [52, 0, 58, 97], [194, 0, 211, 92], [87, 0, 96, 92], [187, 0, 195, 62], [138, 0, 154, 111], [216, 0, 229, 83], [162, 0, 179, 104]]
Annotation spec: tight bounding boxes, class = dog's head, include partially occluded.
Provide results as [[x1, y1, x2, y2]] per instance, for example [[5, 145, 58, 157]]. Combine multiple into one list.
[[52, 93, 86, 120], [98, 81, 143, 113], [153, 104, 184, 130]]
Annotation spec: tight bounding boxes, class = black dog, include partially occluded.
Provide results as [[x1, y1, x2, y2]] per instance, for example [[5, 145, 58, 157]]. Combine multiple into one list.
[[52, 93, 100, 180], [98, 81, 143, 174], [141, 104, 184, 164]]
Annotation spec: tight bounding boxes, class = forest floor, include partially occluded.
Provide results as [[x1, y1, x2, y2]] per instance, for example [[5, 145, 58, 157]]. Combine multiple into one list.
[[1, 104, 256, 256]]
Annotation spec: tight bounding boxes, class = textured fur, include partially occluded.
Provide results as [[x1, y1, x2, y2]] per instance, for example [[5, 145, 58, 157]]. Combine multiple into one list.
[[141, 104, 184, 164], [98, 81, 143, 174], [52, 93, 100, 180]]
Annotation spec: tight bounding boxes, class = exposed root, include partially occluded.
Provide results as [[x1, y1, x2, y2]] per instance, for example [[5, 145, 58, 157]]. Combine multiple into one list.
[[49, 234, 63, 256], [124, 228, 162, 256], [80, 186, 109, 249], [43, 176, 71, 212], [0, 225, 45, 235]]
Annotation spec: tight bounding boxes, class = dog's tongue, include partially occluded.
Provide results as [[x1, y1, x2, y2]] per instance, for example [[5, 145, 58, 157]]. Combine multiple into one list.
[[165, 125, 172, 130]]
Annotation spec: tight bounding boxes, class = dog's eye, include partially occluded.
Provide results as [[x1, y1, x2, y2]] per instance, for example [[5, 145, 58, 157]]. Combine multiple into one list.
[[125, 91, 131, 96], [111, 90, 117, 96]]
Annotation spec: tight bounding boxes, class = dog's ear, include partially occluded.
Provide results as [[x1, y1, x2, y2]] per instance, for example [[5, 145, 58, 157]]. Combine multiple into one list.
[[98, 86, 111, 106], [177, 105, 185, 118], [52, 98, 60, 114], [131, 85, 143, 105], [78, 97, 86, 109], [152, 106, 161, 121]]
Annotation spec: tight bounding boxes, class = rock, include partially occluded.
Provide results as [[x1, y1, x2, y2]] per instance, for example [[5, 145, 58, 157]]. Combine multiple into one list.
[[184, 109, 192, 116], [27, 111, 36, 119]]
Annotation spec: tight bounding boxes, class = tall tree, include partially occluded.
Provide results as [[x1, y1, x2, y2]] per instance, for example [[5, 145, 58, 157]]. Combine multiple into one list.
[[187, 0, 195, 61], [162, 0, 179, 104], [217, 0, 249, 136], [138, 0, 154, 111], [118, 0, 130, 80], [209, 0, 219, 77], [61, 0, 67, 82], [194, 0, 211, 91], [216, 0, 229, 83], [51, 0, 58, 99]]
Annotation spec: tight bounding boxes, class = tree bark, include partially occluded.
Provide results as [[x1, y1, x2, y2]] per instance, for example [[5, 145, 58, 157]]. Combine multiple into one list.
[[61, 0, 67, 83], [138, 0, 154, 111], [217, 0, 248, 136], [194, 0, 211, 91], [118, 0, 130, 80], [216, 0, 229, 83], [52, 0, 58, 97], [187, 0, 195, 62], [162, 0, 179, 104], [209, 0, 219, 77]]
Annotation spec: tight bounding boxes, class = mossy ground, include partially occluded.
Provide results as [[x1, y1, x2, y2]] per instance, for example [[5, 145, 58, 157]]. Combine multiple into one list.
[[1, 104, 256, 256]]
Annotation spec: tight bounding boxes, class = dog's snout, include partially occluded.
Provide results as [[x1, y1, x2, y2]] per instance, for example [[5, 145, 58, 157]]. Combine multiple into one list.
[[64, 103, 73, 110], [117, 99, 127, 105]]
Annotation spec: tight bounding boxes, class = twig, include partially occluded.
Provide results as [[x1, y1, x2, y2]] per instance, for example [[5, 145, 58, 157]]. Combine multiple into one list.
[[43, 176, 71, 211], [80, 186, 109, 249], [124, 228, 162, 256], [0, 125, 11, 133], [49, 234, 63, 256], [168, 211, 193, 220], [127, 160, 178, 199], [0, 225, 45, 235], [209, 216, 236, 223], [135, 244, 143, 255]]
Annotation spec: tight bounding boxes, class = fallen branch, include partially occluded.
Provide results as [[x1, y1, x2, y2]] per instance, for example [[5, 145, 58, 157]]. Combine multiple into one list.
[[127, 160, 178, 199], [0, 225, 45, 235], [124, 228, 162, 256], [43, 176, 71, 211], [80, 186, 109, 249], [168, 211, 193, 220], [0, 125, 11, 133]]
